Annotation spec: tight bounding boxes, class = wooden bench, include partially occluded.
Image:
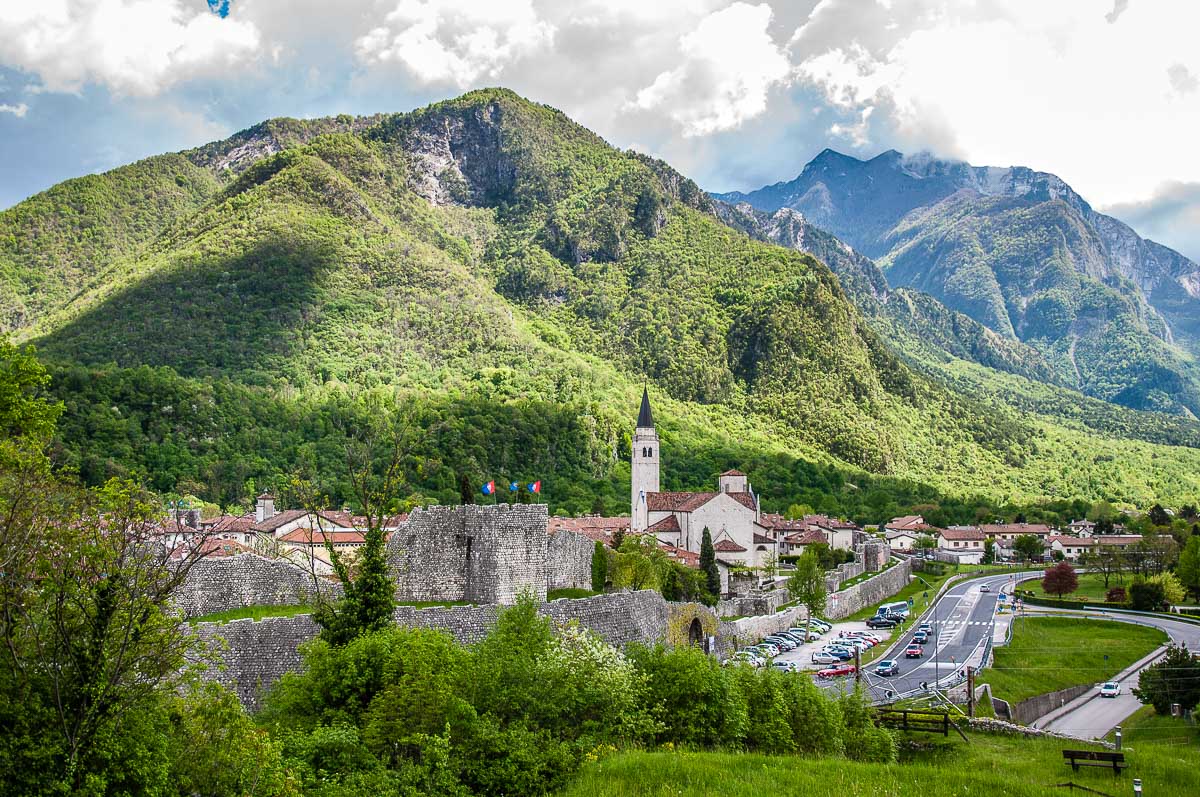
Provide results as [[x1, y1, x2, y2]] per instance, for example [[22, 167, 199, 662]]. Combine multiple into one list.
[[1062, 750, 1126, 773]]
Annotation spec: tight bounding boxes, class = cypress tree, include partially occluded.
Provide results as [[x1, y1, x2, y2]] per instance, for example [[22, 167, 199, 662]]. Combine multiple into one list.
[[591, 540, 608, 592], [700, 527, 720, 598]]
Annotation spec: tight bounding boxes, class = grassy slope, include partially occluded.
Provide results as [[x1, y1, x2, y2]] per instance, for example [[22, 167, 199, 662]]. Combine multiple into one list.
[[1018, 574, 1128, 602], [979, 616, 1166, 703], [1108, 705, 1200, 747], [11, 89, 1200, 509], [558, 731, 1199, 797]]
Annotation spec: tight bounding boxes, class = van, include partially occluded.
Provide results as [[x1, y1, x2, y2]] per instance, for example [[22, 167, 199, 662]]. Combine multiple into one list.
[[876, 600, 909, 620]]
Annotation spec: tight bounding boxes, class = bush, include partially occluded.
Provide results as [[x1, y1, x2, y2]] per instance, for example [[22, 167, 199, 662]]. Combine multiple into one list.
[[1129, 581, 1169, 612], [1106, 586, 1127, 603]]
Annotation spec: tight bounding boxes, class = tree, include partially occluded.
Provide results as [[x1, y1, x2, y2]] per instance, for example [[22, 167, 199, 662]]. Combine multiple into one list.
[[1041, 562, 1079, 599], [1133, 644, 1200, 715], [1105, 586, 1127, 603], [700, 527, 721, 598], [982, 537, 996, 564], [914, 535, 937, 554], [1147, 572, 1185, 605], [1128, 580, 1168, 612], [1084, 545, 1126, 588], [1013, 534, 1044, 562], [612, 535, 671, 592], [787, 551, 828, 642], [591, 540, 608, 592], [1177, 536, 1200, 601], [1094, 516, 1116, 535], [610, 529, 625, 551], [1149, 503, 1171, 527]]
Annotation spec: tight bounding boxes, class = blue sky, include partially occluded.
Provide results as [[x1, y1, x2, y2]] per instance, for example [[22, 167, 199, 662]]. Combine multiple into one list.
[[1, 0, 1198, 261]]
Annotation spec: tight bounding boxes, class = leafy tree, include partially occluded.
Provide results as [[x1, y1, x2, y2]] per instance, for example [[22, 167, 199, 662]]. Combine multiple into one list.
[[1133, 644, 1200, 715], [591, 540, 608, 592], [1128, 580, 1168, 612], [1149, 503, 1171, 526], [1041, 562, 1078, 598], [1147, 572, 1185, 605], [612, 535, 671, 591], [983, 537, 996, 564], [1013, 534, 1044, 562], [1083, 545, 1126, 588], [787, 551, 828, 641], [1177, 536, 1200, 600], [610, 529, 625, 551], [914, 534, 937, 552], [700, 526, 720, 597]]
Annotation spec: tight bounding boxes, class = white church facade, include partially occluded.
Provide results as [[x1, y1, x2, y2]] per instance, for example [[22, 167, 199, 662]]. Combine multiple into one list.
[[630, 389, 777, 571]]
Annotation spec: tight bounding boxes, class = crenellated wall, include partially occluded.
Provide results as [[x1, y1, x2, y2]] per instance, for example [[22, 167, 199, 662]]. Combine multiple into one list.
[[173, 554, 342, 619]]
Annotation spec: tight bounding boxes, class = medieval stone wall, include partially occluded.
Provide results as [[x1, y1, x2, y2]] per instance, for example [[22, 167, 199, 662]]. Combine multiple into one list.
[[196, 590, 675, 709], [172, 554, 341, 619], [387, 504, 550, 604], [547, 529, 595, 591], [825, 557, 913, 620]]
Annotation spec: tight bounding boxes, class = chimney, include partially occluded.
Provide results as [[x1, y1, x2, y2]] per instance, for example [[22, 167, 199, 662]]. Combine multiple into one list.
[[256, 493, 276, 524]]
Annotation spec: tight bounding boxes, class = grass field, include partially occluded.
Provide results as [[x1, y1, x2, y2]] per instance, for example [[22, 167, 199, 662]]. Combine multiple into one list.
[[978, 616, 1166, 703], [558, 729, 1199, 797], [548, 588, 600, 600], [188, 604, 314, 624], [1018, 573, 1127, 602], [1107, 705, 1200, 748]]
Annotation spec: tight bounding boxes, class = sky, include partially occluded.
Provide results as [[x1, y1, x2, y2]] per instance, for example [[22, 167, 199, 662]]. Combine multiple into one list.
[[1, 0, 1198, 261]]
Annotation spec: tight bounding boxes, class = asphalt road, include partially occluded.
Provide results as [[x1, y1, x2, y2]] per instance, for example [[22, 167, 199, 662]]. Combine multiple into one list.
[[801, 570, 1024, 701], [1031, 608, 1200, 739]]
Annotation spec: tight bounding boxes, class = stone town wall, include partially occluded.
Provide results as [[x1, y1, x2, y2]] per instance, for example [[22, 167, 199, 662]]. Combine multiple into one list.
[[717, 605, 809, 655], [824, 557, 912, 620], [387, 504, 549, 604], [172, 554, 341, 619], [547, 529, 595, 591], [196, 590, 673, 710], [715, 590, 790, 619]]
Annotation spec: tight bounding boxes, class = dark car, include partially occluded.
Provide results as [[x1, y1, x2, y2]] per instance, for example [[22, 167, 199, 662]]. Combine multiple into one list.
[[866, 616, 897, 629], [904, 644, 924, 659], [875, 660, 900, 677], [912, 631, 929, 644]]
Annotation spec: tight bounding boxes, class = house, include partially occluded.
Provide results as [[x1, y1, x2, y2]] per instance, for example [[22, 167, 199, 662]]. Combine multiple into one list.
[[1046, 535, 1097, 560], [1067, 519, 1096, 536], [885, 528, 924, 552], [979, 523, 1053, 541], [760, 513, 862, 551], [884, 515, 926, 533], [937, 527, 985, 563], [779, 528, 827, 556]]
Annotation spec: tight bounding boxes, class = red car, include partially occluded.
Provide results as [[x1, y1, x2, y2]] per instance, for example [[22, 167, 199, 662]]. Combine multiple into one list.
[[904, 644, 924, 658], [817, 664, 857, 679]]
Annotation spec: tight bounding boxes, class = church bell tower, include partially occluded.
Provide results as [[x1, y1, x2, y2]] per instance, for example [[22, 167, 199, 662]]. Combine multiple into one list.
[[631, 387, 660, 532]]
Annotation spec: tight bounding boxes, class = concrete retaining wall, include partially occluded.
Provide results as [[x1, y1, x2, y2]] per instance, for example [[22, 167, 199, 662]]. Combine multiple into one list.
[[825, 558, 912, 620]]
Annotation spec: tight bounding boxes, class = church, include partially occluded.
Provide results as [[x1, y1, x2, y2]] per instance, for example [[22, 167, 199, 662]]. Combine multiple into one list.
[[630, 389, 778, 571]]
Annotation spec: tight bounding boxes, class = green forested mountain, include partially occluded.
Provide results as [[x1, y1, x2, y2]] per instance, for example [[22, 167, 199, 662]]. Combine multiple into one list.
[[716, 150, 1200, 417], [7, 89, 1200, 514]]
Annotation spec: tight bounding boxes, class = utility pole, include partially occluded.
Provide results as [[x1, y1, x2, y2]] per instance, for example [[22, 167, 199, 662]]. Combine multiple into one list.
[[854, 646, 862, 688], [967, 666, 975, 717]]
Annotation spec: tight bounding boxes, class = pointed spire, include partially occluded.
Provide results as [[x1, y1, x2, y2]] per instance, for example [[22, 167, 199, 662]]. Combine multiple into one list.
[[637, 386, 654, 428]]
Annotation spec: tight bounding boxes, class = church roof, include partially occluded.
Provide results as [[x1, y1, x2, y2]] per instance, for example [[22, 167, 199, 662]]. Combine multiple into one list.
[[637, 386, 654, 428], [720, 469, 745, 477], [647, 491, 757, 513], [713, 539, 747, 553], [647, 515, 681, 533]]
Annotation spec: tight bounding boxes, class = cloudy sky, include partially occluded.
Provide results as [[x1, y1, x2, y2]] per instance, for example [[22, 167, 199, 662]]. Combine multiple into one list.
[[1, 0, 1198, 260]]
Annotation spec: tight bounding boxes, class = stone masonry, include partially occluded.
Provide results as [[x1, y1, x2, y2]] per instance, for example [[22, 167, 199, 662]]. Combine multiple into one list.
[[173, 554, 342, 619], [547, 527, 594, 591], [387, 504, 551, 604], [197, 590, 674, 709]]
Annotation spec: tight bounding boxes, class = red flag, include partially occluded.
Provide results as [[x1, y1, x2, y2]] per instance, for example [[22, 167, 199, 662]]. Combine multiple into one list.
[[528, 481, 541, 494]]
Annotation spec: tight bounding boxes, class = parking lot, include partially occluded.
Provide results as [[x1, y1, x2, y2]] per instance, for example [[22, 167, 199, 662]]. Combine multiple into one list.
[[773, 619, 899, 672]]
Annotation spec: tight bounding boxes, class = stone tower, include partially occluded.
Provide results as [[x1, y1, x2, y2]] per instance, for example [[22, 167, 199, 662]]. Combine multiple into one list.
[[631, 387, 660, 532]]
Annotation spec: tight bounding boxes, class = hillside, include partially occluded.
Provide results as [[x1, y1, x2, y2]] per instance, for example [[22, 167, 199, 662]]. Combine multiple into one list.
[[716, 150, 1200, 416], [7, 90, 1200, 511]]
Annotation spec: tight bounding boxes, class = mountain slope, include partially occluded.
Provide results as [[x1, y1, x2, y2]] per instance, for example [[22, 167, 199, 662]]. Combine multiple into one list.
[[7, 90, 1200, 511], [716, 150, 1200, 416]]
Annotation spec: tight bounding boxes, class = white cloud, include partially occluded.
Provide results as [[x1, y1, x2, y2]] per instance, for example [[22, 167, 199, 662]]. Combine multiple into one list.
[[1105, 182, 1200, 264], [0, 102, 28, 117], [789, 0, 1200, 206], [354, 0, 555, 87], [630, 2, 792, 136], [0, 0, 261, 96]]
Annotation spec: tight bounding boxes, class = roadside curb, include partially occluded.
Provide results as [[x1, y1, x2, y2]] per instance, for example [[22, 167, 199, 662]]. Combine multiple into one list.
[[1032, 644, 1168, 730]]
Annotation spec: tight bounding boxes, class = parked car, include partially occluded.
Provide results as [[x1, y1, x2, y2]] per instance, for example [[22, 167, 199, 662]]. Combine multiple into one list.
[[912, 631, 929, 644], [729, 652, 763, 668], [765, 636, 796, 651], [866, 616, 897, 629], [788, 627, 823, 641], [809, 619, 832, 632], [904, 644, 924, 659], [811, 651, 840, 665], [875, 660, 900, 677], [1100, 681, 1121, 698], [846, 632, 881, 644], [771, 660, 799, 673], [817, 664, 857, 679], [754, 643, 781, 657], [822, 647, 854, 661]]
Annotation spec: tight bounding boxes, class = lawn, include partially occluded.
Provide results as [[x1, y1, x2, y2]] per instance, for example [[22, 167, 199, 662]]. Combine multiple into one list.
[[558, 729, 1199, 797], [188, 604, 314, 624], [1018, 572, 1127, 602], [978, 616, 1166, 703], [548, 588, 600, 600], [1107, 705, 1200, 748]]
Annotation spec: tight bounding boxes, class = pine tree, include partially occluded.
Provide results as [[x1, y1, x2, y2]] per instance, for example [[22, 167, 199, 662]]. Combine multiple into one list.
[[591, 540, 608, 592], [700, 527, 720, 598]]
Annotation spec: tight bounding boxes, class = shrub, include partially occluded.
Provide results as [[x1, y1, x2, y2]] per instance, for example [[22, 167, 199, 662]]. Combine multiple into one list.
[[1129, 580, 1168, 612], [1106, 586, 1127, 603]]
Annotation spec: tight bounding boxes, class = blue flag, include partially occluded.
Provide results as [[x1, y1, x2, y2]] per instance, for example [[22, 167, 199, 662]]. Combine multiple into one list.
[[509, 481, 520, 492]]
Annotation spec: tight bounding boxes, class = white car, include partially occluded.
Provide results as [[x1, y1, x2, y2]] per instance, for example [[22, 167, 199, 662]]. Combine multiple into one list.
[[1100, 681, 1121, 698], [980, 584, 991, 593]]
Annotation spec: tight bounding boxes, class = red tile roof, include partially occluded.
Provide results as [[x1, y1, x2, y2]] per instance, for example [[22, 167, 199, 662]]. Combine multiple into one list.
[[939, 528, 984, 541], [886, 515, 926, 530], [783, 529, 826, 546], [713, 539, 747, 553], [279, 527, 367, 545], [720, 469, 746, 477], [170, 537, 253, 559], [660, 543, 700, 567], [752, 532, 775, 545], [647, 515, 681, 534], [546, 516, 631, 543], [647, 491, 756, 513], [1047, 535, 1095, 546], [979, 523, 1052, 536]]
